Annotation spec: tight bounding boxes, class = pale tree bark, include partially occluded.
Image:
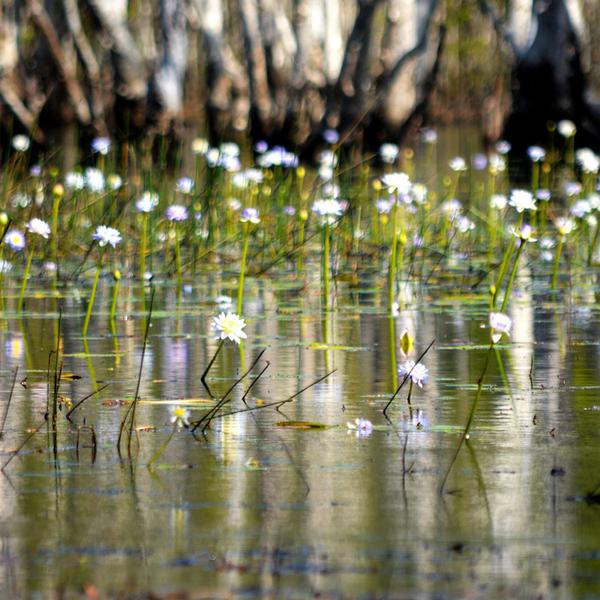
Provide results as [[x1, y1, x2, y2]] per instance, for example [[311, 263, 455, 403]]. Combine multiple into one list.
[[238, 0, 275, 138], [0, 0, 42, 138], [189, 0, 248, 137], [2, 0, 600, 159], [380, 0, 441, 128], [85, 0, 148, 101], [63, 0, 106, 132], [149, 0, 188, 126], [29, 0, 92, 125]]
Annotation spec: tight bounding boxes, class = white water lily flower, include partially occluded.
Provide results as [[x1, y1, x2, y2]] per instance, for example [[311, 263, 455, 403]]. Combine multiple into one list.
[[213, 312, 247, 344], [379, 143, 399, 164], [106, 174, 122, 190], [536, 189, 551, 201], [565, 182, 582, 197], [449, 156, 467, 172], [169, 405, 191, 428], [219, 142, 240, 158], [571, 199, 591, 218], [176, 177, 194, 194], [92, 225, 121, 248], [26, 218, 51, 239], [490, 312, 511, 344], [527, 146, 546, 162], [411, 183, 428, 204], [321, 183, 340, 198], [232, 169, 264, 189], [558, 120, 576, 138], [512, 224, 537, 242], [323, 129, 340, 144], [318, 165, 333, 181], [84, 167, 105, 193], [166, 204, 188, 222], [240, 207, 260, 224], [421, 128, 437, 144], [509, 189, 536, 213], [136, 191, 159, 213], [311, 198, 346, 225], [495, 140, 511, 155], [442, 198, 462, 218], [381, 172, 411, 195], [488, 153, 506, 173], [457, 216, 475, 233], [555, 217, 576, 236], [490, 194, 508, 210], [12, 135, 30, 152], [347, 418, 373, 437], [4, 230, 25, 251], [576, 148, 600, 173], [318, 150, 338, 168], [65, 171, 85, 190], [375, 199, 393, 214], [191, 138, 209, 155], [398, 360, 429, 388], [91, 137, 111, 155]]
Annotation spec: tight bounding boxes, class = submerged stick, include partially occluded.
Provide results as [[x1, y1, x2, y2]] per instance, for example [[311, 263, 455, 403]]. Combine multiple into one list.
[[200, 339, 224, 399], [241, 360, 270, 406], [1, 419, 46, 470], [208, 369, 337, 422], [76, 425, 97, 463], [66, 384, 109, 422], [0, 367, 19, 439], [191, 348, 268, 434]]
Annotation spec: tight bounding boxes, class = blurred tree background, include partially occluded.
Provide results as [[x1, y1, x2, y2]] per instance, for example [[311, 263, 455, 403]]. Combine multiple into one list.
[[1, 0, 599, 157]]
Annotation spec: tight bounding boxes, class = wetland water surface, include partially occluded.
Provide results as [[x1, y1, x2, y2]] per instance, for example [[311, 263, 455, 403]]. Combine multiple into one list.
[[1, 274, 600, 599]]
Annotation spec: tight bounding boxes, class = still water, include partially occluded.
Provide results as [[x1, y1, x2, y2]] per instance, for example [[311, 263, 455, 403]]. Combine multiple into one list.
[[1, 264, 600, 599]]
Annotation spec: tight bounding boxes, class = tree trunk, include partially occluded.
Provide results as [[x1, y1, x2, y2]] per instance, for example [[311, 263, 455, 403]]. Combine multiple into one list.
[[502, 0, 600, 152]]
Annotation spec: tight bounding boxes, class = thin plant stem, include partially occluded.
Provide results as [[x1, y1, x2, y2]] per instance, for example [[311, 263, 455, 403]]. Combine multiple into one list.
[[440, 238, 527, 493], [109, 276, 120, 322], [323, 222, 330, 311], [388, 316, 398, 392], [140, 213, 148, 282], [51, 193, 61, 271], [200, 338, 224, 398], [117, 287, 154, 458], [82, 262, 101, 337], [204, 369, 337, 423], [147, 424, 177, 468], [440, 341, 494, 494], [552, 235, 564, 291], [383, 338, 435, 416], [500, 241, 524, 312], [174, 224, 182, 294], [191, 348, 267, 433], [17, 243, 35, 312], [389, 203, 398, 312], [0, 367, 18, 438], [66, 383, 109, 422], [492, 237, 515, 308], [237, 222, 250, 314]]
